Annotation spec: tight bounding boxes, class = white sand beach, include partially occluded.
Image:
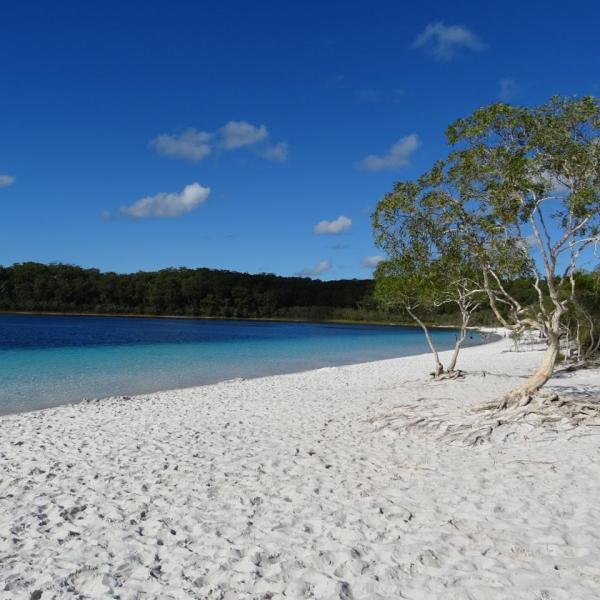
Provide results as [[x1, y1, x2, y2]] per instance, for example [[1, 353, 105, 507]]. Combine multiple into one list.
[[1, 337, 600, 599]]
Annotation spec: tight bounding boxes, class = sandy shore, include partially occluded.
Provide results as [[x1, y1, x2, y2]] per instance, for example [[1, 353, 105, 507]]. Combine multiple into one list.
[[1, 338, 600, 599]]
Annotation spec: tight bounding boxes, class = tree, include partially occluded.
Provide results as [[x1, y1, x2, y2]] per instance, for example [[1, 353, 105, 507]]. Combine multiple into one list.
[[0, 262, 381, 321], [375, 255, 445, 377], [374, 253, 481, 378], [373, 183, 482, 378], [568, 270, 600, 362], [373, 96, 600, 407]]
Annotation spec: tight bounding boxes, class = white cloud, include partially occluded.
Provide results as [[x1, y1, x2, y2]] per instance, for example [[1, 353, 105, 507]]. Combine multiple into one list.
[[314, 215, 352, 235], [356, 134, 421, 171], [257, 141, 289, 163], [0, 174, 15, 188], [295, 260, 332, 278], [518, 234, 537, 250], [150, 129, 212, 162], [220, 120, 268, 149], [412, 22, 483, 61], [120, 182, 210, 219], [499, 77, 519, 101], [355, 89, 380, 103], [151, 120, 287, 163], [539, 170, 571, 196], [362, 255, 385, 268]]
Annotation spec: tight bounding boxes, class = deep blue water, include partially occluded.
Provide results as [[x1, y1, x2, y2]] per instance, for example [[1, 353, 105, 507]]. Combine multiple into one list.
[[0, 314, 485, 414]]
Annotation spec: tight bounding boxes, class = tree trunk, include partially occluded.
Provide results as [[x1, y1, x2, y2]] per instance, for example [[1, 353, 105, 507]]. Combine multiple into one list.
[[406, 307, 445, 377], [582, 319, 600, 361], [447, 337, 463, 373], [447, 308, 470, 373], [504, 330, 559, 404]]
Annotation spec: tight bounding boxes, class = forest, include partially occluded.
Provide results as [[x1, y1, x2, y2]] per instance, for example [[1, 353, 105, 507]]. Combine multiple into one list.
[[0, 262, 386, 322], [1, 261, 597, 329]]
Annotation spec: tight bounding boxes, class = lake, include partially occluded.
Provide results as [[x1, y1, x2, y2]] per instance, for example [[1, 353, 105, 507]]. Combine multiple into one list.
[[0, 314, 484, 414]]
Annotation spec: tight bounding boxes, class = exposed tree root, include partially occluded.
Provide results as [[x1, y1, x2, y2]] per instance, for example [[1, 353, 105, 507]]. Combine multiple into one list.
[[469, 392, 600, 443], [431, 369, 465, 381], [474, 388, 600, 416], [560, 359, 600, 373], [371, 390, 600, 447], [473, 392, 532, 412]]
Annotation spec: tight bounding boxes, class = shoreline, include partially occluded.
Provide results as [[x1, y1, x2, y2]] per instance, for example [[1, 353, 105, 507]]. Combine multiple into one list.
[[0, 330, 500, 418], [0, 336, 499, 419], [2, 339, 598, 598], [0, 309, 484, 330]]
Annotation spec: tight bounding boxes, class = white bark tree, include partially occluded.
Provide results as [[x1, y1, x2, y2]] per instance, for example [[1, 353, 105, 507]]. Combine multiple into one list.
[[373, 232, 482, 379], [374, 97, 600, 409]]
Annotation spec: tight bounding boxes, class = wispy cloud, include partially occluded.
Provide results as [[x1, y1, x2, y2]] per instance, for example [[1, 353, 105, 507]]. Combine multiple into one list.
[[220, 120, 268, 149], [295, 260, 332, 278], [362, 255, 385, 268], [539, 170, 571, 196], [499, 77, 519, 101], [201, 233, 240, 241], [412, 22, 484, 61], [150, 129, 212, 163], [356, 134, 421, 171], [119, 182, 211, 219], [257, 141, 289, 163], [355, 89, 381, 103], [353, 89, 407, 103], [151, 120, 287, 163], [0, 174, 15, 188], [314, 215, 352, 235]]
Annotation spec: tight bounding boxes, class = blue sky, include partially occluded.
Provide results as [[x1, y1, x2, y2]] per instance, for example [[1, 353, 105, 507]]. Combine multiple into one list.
[[1, 0, 599, 279]]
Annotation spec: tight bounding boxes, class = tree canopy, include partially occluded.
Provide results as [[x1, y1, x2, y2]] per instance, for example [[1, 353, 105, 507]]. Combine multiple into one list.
[[372, 96, 600, 401], [0, 262, 378, 322]]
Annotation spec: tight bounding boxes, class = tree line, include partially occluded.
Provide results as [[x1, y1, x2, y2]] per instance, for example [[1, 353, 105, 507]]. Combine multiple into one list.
[[1, 261, 595, 333], [0, 262, 389, 322], [2, 259, 564, 326]]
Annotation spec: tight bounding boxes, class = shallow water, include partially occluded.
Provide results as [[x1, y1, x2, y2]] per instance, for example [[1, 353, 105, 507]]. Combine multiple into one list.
[[0, 314, 485, 414]]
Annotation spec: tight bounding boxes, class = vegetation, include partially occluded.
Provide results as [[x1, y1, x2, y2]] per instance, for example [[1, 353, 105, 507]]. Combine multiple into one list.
[[0, 262, 535, 327], [1, 263, 596, 335], [373, 179, 484, 377], [372, 96, 600, 410], [0, 262, 385, 322]]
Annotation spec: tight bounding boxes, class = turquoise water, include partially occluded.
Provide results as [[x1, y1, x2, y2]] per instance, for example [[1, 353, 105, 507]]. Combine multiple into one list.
[[0, 315, 484, 414]]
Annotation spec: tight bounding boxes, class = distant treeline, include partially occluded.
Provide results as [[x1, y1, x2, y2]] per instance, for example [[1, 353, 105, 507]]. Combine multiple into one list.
[[0, 262, 391, 322], [4, 262, 594, 326]]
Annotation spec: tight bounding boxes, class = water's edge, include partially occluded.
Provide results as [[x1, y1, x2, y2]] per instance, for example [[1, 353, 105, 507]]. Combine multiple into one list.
[[0, 315, 498, 416], [0, 310, 464, 330], [0, 333, 501, 419]]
